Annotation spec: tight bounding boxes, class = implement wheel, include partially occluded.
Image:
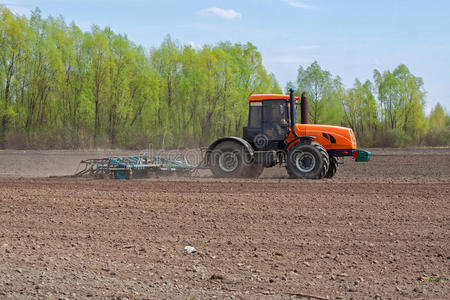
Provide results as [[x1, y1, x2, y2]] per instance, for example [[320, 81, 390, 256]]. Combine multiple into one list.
[[114, 169, 130, 179], [210, 141, 253, 178], [286, 141, 329, 179], [325, 156, 338, 178]]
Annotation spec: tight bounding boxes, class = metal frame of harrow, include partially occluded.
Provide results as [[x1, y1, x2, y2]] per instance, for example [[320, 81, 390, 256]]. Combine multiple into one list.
[[73, 154, 197, 179]]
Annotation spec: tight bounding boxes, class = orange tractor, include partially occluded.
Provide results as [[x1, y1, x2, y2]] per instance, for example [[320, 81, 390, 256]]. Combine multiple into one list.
[[205, 88, 371, 179]]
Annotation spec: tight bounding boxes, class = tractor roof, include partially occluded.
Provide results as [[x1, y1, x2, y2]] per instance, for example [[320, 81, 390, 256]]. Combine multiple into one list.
[[248, 94, 299, 102]]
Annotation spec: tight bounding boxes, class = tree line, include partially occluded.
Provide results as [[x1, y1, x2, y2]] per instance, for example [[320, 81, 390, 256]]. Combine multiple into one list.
[[0, 6, 448, 149], [288, 62, 450, 147], [0, 7, 280, 149]]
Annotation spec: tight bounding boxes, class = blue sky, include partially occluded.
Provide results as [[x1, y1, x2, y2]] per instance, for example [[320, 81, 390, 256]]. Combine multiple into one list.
[[2, 0, 449, 113]]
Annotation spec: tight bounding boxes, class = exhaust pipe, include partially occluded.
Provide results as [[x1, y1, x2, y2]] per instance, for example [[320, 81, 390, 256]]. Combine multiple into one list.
[[300, 92, 309, 124], [289, 88, 298, 138]]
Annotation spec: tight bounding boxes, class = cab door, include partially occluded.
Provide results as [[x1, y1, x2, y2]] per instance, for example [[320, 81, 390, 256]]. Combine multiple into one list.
[[263, 100, 289, 141]]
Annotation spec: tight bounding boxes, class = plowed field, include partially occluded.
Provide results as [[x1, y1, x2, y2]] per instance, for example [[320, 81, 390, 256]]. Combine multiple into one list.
[[0, 149, 449, 299]]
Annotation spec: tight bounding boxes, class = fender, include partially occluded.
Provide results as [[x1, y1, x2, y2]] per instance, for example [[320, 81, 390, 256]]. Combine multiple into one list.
[[284, 136, 316, 151], [205, 137, 255, 166]]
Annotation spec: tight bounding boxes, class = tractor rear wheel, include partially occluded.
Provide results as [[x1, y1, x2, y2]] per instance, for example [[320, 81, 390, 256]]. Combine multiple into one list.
[[210, 141, 253, 178], [286, 141, 329, 179], [325, 156, 338, 178]]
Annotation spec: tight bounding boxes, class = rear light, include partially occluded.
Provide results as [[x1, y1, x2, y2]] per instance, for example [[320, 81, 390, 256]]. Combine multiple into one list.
[[353, 150, 359, 159], [343, 151, 348, 155]]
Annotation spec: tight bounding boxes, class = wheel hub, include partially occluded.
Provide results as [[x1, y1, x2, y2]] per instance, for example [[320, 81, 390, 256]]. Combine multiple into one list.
[[219, 152, 239, 172], [295, 152, 316, 173]]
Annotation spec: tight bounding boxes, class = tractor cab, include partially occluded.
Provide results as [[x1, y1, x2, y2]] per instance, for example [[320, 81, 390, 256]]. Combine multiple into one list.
[[243, 94, 298, 150]]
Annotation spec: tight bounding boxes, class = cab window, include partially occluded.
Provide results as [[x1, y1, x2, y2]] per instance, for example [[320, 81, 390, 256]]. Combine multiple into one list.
[[248, 106, 262, 128], [264, 102, 286, 122]]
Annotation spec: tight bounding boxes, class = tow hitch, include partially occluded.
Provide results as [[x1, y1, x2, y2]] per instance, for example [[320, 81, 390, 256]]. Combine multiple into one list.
[[353, 149, 372, 162]]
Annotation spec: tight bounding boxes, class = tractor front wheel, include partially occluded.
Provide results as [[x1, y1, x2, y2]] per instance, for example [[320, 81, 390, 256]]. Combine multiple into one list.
[[210, 141, 253, 178], [286, 141, 329, 179], [325, 156, 338, 178]]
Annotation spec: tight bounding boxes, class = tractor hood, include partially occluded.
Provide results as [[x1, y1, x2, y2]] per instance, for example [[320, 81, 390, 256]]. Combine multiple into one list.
[[290, 124, 357, 150]]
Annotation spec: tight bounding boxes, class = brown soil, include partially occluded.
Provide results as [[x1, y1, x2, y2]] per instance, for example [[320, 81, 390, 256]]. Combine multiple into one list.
[[0, 148, 449, 299]]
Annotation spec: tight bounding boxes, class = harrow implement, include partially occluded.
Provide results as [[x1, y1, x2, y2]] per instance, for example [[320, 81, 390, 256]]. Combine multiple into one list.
[[73, 153, 197, 179]]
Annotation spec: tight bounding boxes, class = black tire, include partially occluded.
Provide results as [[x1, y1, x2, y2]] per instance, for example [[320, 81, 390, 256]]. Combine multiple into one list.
[[286, 166, 295, 179], [325, 156, 338, 178], [246, 163, 264, 178], [286, 141, 329, 179], [210, 141, 253, 178]]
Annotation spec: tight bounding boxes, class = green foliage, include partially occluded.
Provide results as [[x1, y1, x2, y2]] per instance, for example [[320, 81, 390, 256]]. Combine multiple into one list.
[[429, 103, 446, 129], [423, 103, 450, 146], [290, 61, 442, 147], [343, 79, 378, 145], [373, 64, 427, 144], [0, 6, 446, 149], [0, 8, 278, 149], [421, 276, 441, 283], [295, 61, 344, 124], [375, 128, 413, 148], [422, 128, 450, 146]]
